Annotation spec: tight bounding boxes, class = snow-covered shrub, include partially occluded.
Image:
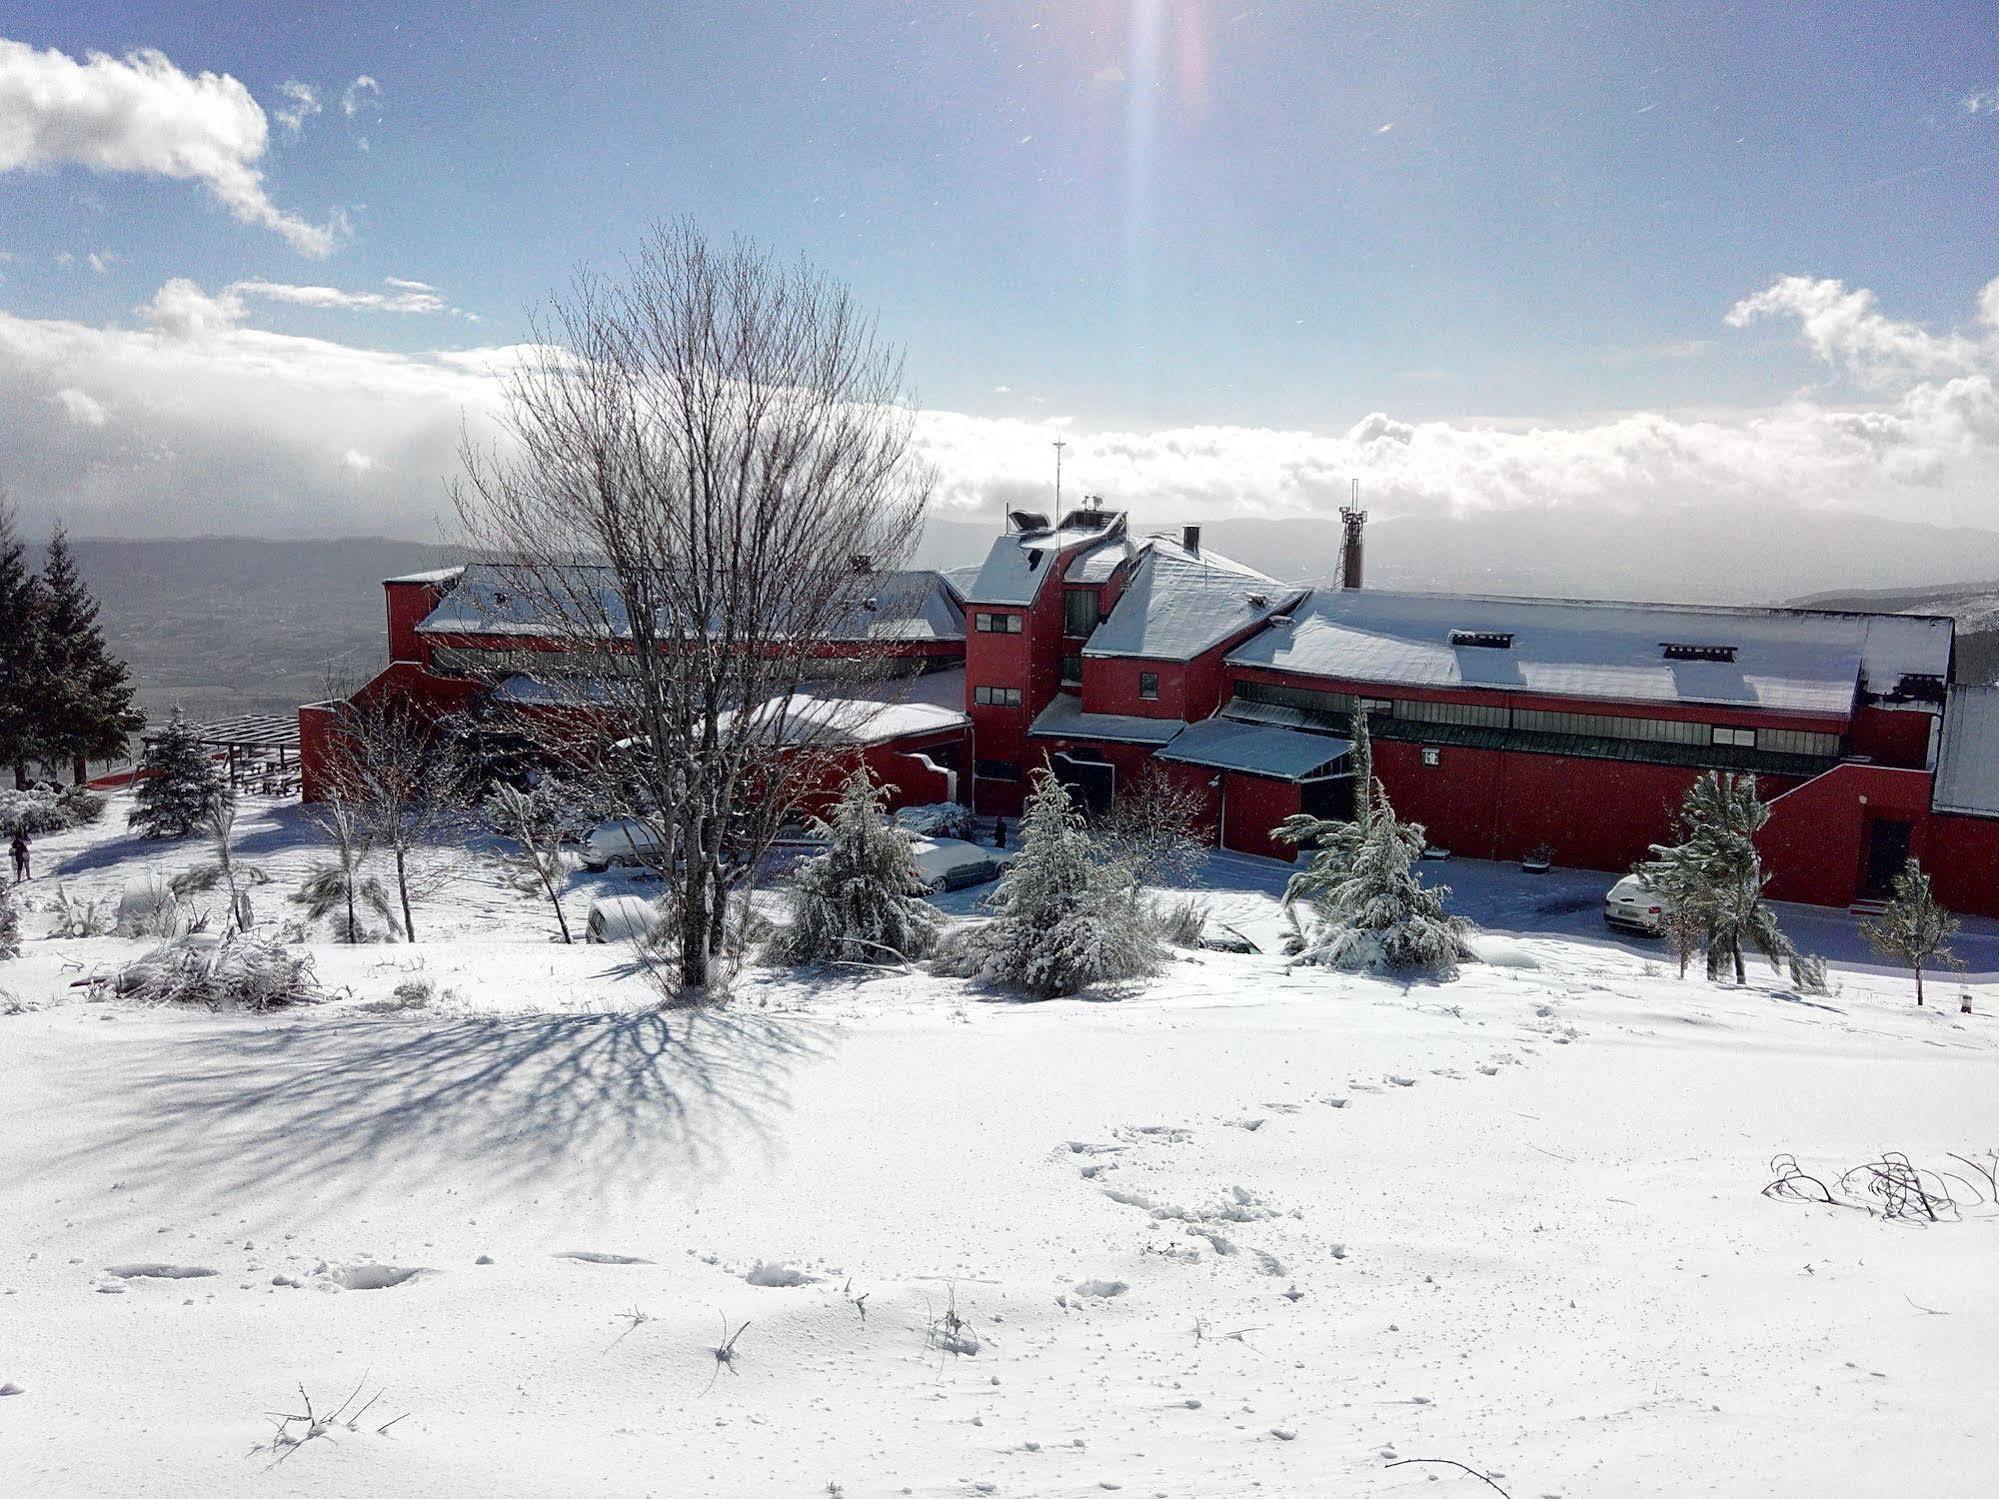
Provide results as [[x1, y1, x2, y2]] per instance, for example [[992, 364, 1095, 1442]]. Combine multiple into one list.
[[0, 788, 68, 837], [105, 935, 323, 1011], [57, 786, 107, 827], [1153, 895, 1208, 949], [771, 770, 941, 967], [115, 873, 196, 938], [937, 770, 1161, 997], [1861, 858, 1963, 1007], [1097, 761, 1208, 889], [48, 884, 111, 938], [1284, 793, 1476, 980], [893, 801, 977, 841], [128, 709, 225, 840], [485, 782, 575, 944], [0, 883, 20, 960], [1787, 951, 1829, 995], [295, 862, 398, 943]]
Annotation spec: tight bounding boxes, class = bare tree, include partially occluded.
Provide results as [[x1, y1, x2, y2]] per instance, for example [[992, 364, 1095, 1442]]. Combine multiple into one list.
[[486, 781, 575, 945], [1096, 761, 1208, 891], [454, 221, 934, 998], [329, 696, 471, 942]]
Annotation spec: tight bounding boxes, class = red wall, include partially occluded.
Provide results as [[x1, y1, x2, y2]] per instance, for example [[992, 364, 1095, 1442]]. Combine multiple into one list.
[[1082, 658, 1198, 721], [384, 580, 451, 666], [1760, 763, 1939, 908], [1221, 773, 1302, 861], [1925, 814, 1999, 916], [1848, 705, 1936, 769]]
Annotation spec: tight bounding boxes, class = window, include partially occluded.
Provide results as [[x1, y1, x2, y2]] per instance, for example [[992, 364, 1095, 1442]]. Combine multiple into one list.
[[1760, 726, 1840, 757], [975, 759, 1021, 781], [976, 612, 1022, 633], [1063, 588, 1100, 638], [1513, 707, 1707, 746], [1139, 671, 1159, 700], [1421, 747, 1442, 767], [1712, 725, 1757, 749], [1061, 654, 1083, 684], [1395, 697, 1508, 730], [1448, 629, 1514, 649], [974, 686, 1023, 707], [1358, 697, 1393, 714]]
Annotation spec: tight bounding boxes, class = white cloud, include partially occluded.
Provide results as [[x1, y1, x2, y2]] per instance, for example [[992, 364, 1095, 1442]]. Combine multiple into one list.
[[273, 79, 320, 136], [52, 385, 106, 425], [0, 38, 341, 255], [232, 277, 458, 315], [340, 75, 381, 118], [1726, 273, 1999, 388], [1964, 87, 1999, 116], [86, 250, 114, 274], [3, 272, 1999, 543], [383, 276, 436, 293]]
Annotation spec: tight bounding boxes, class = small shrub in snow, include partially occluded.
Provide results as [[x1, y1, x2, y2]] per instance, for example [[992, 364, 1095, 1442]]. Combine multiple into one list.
[[1153, 895, 1208, 949], [0, 789, 68, 837], [893, 801, 976, 841], [1096, 761, 1208, 889], [104, 935, 324, 1011], [1787, 951, 1830, 996], [485, 782, 574, 944], [57, 786, 106, 827], [115, 872, 196, 938], [770, 770, 941, 967], [48, 884, 111, 939], [1861, 858, 1963, 1008], [938, 770, 1161, 997], [0, 883, 19, 960]]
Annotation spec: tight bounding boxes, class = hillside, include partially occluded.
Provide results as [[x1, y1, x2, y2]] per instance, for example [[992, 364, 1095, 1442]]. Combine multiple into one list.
[[1787, 580, 1999, 684]]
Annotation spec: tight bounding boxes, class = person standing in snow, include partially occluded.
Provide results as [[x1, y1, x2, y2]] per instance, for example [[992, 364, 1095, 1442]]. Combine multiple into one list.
[[9, 828, 28, 883]]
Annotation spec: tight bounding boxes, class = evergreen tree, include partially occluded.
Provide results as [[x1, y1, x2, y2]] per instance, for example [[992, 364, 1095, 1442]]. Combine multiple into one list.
[[1639, 771, 1790, 984], [1283, 785, 1477, 979], [1275, 707, 1375, 875], [0, 499, 50, 789], [39, 527, 142, 785], [128, 709, 225, 839], [948, 769, 1161, 997], [1862, 858, 1963, 1007], [770, 769, 941, 965], [0, 879, 20, 960]]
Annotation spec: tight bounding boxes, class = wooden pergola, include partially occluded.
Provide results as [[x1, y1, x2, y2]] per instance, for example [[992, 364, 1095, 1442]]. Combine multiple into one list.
[[147, 713, 302, 792]]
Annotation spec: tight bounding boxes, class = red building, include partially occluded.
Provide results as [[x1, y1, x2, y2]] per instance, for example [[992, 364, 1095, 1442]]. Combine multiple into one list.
[[303, 507, 1999, 916]]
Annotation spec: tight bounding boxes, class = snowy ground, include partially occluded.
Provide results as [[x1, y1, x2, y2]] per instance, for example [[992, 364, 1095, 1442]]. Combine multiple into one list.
[[6, 793, 1999, 1497]]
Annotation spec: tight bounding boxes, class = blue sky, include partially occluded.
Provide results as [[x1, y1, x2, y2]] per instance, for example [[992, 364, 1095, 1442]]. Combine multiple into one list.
[[3, 3, 1999, 538]]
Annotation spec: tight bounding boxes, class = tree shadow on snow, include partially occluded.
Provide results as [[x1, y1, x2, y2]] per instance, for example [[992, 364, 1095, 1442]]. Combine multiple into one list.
[[48, 1005, 832, 1219]]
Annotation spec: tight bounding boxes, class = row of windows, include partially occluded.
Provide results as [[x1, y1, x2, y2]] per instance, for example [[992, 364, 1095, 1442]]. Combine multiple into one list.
[[975, 612, 1024, 633], [974, 685, 1024, 707], [1230, 679, 1841, 759]]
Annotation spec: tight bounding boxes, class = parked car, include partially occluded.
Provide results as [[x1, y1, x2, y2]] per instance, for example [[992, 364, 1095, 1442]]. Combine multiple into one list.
[[1603, 873, 1672, 935], [580, 817, 669, 871], [909, 836, 1007, 893]]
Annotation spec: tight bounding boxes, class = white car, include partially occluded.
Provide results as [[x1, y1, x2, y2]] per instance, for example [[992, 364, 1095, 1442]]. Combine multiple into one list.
[[580, 817, 669, 871], [909, 836, 1007, 893], [1604, 874, 1672, 936]]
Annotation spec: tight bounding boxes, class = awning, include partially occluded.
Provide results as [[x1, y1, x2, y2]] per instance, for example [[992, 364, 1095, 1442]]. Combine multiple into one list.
[[1158, 718, 1351, 781], [1029, 693, 1184, 746]]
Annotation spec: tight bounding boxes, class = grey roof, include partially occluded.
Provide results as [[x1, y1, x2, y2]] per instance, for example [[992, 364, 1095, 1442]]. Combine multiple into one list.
[[1934, 685, 1999, 817], [963, 513, 1128, 606], [1065, 539, 1135, 583], [1224, 588, 1904, 717], [1085, 537, 1301, 663], [416, 562, 962, 643], [1029, 693, 1185, 746], [383, 565, 466, 586], [1158, 718, 1352, 781]]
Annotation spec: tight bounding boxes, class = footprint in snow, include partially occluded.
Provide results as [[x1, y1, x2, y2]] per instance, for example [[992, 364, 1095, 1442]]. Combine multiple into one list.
[[105, 1264, 217, 1280], [745, 1262, 821, 1287], [554, 1250, 653, 1265], [329, 1264, 428, 1291], [1387, 1075, 1418, 1087], [1071, 1279, 1129, 1298]]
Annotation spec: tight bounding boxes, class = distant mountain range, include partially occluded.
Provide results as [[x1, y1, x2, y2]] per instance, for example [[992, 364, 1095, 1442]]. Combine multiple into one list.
[[62, 506, 1999, 728]]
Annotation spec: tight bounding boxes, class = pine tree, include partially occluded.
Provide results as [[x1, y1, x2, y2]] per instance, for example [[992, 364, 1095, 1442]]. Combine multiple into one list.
[[128, 708, 225, 839], [1284, 784, 1477, 979], [0, 499, 51, 789], [1862, 858, 1963, 1007], [948, 769, 1161, 997], [39, 527, 142, 785], [1639, 771, 1790, 984], [770, 769, 941, 965], [0, 879, 20, 959]]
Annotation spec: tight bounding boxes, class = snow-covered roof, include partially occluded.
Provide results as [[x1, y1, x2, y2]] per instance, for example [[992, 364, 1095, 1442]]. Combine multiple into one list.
[[1158, 718, 1352, 781], [1064, 538, 1135, 584], [728, 692, 970, 749], [1224, 589, 1897, 717], [1933, 685, 1999, 817], [416, 562, 962, 643], [963, 512, 1128, 606], [1029, 693, 1185, 746], [1085, 538, 1302, 663], [1856, 613, 1956, 697], [383, 565, 466, 586]]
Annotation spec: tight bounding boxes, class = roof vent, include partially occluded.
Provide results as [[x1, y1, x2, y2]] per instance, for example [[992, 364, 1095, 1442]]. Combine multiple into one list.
[[1007, 509, 1050, 533], [1895, 672, 1947, 704], [1182, 524, 1202, 554], [1662, 642, 1736, 663], [1269, 614, 1294, 629], [1246, 591, 1269, 608], [1449, 629, 1513, 650]]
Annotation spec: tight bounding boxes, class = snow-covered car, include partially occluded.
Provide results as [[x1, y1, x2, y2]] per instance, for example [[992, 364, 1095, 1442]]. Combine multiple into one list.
[[909, 836, 1006, 893], [580, 817, 669, 871], [1603, 874, 1672, 936]]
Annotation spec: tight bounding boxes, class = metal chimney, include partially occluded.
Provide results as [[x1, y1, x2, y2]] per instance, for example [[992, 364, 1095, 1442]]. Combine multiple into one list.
[[1182, 524, 1201, 554], [1339, 502, 1366, 590]]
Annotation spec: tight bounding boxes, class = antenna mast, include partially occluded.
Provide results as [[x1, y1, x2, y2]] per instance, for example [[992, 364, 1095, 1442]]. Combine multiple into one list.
[[1053, 439, 1068, 512]]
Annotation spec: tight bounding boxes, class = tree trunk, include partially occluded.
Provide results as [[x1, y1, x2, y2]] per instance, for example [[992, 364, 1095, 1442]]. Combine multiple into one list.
[[72, 755, 88, 787], [1915, 964, 1925, 1007], [1732, 941, 1745, 986], [11, 761, 25, 790], [395, 847, 416, 942], [345, 881, 358, 944]]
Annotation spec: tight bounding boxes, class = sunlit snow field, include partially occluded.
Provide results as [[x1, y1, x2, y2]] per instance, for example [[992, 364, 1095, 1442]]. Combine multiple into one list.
[[6, 791, 1999, 1497]]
